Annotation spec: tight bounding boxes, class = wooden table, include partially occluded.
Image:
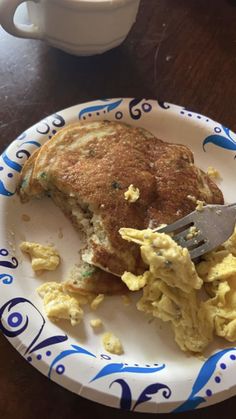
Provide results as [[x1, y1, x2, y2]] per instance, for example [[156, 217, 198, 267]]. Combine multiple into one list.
[[1, 0, 236, 417]]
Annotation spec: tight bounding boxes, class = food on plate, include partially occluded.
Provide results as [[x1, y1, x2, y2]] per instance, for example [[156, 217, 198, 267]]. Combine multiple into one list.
[[195, 200, 205, 211], [197, 253, 236, 282], [37, 280, 106, 325], [90, 318, 103, 329], [37, 282, 89, 326], [122, 271, 151, 291], [204, 278, 236, 342], [197, 231, 236, 342], [33, 226, 236, 354], [124, 184, 140, 203], [120, 228, 210, 352], [64, 263, 127, 295], [120, 227, 236, 352], [20, 241, 60, 272], [102, 332, 124, 355], [187, 195, 205, 211], [186, 226, 199, 240], [18, 148, 42, 201], [90, 293, 105, 310], [120, 228, 202, 293], [207, 166, 221, 180], [18, 120, 230, 354], [18, 121, 223, 280]]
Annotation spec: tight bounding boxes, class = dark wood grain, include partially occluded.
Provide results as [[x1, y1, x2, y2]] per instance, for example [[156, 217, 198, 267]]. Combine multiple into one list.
[[1, 0, 236, 417]]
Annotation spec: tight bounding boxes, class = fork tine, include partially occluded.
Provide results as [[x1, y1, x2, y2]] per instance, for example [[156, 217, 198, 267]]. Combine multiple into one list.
[[154, 203, 236, 260], [189, 242, 210, 260], [173, 227, 197, 242], [174, 233, 206, 249], [156, 212, 194, 234], [183, 234, 206, 249]]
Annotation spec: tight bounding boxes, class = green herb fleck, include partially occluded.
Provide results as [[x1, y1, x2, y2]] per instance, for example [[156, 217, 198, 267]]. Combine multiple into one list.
[[81, 268, 96, 278], [39, 172, 47, 179], [111, 181, 122, 190]]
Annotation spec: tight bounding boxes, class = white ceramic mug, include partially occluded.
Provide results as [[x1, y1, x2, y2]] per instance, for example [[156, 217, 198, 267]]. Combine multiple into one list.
[[0, 0, 141, 55]]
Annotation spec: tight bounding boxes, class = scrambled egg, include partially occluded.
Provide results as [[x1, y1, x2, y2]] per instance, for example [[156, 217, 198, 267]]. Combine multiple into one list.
[[197, 252, 236, 282], [119, 226, 236, 352], [37, 282, 88, 326], [137, 278, 213, 352], [102, 332, 124, 355], [197, 230, 236, 342], [186, 195, 205, 211], [120, 228, 202, 293], [90, 293, 104, 310], [22, 220, 236, 353], [207, 166, 221, 180], [196, 200, 205, 211], [186, 226, 199, 240], [122, 271, 151, 291], [204, 279, 236, 341], [20, 241, 60, 271], [90, 318, 103, 329], [124, 184, 140, 203]]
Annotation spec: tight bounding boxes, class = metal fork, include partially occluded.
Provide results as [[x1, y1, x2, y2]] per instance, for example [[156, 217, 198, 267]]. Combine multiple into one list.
[[156, 204, 236, 260]]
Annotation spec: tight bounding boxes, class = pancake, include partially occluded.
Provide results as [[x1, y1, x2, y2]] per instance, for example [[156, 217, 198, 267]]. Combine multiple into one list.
[[64, 262, 128, 295], [18, 120, 224, 278], [18, 148, 44, 202]]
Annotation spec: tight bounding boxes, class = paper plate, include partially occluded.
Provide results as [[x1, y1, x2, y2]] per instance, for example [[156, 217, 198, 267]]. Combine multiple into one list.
[[0, 98, 236, 413]]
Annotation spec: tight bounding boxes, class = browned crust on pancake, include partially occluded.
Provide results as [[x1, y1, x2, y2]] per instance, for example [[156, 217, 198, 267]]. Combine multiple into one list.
[[89, 242, 146, 276], [51, 125, 223, 273], [64, 267, 128, 295], [18, 121, 224, 276], [18, 148, 44, 202]]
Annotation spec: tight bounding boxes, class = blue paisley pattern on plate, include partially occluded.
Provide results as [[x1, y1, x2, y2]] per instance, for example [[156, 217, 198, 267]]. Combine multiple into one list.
[[0, 296, 170, 411], [0, 297, 68, 351], [78, 98, 123, 120], [109, 379, 171, 411], [48, 344, 96, 378], [0, 248, 18, 286], [36, 113, 65, 137], [157, 100, 171, 110], [1, 98, 236, 413], [173, 347, 236, 412], [0, 248, 18, 269], [0, 292, 169, 407], [203, 125, 236, 152], [90, 362, 165, 382], [0, 113, 65, 197], [128, 98, 153, 119], [0, 273, 13, 285], [78, 98, 154, 122]]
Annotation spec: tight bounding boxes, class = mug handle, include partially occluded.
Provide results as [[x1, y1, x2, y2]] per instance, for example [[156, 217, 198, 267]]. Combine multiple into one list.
[[0, 0, 43, 39]]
